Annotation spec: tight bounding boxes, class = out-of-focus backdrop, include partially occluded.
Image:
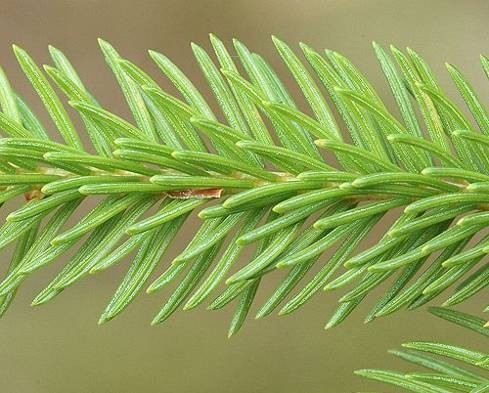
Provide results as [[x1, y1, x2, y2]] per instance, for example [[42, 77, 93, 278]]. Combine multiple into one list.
[[0, 1, 487, 392]]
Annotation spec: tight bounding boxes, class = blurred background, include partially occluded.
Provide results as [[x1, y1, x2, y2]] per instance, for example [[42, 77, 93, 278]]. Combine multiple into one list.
[[0, 0, 487, 392]]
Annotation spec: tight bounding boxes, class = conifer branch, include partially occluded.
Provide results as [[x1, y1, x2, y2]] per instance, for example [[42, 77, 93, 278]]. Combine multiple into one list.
[[0, 36, 485, 343], [358, 308, 488, 392]]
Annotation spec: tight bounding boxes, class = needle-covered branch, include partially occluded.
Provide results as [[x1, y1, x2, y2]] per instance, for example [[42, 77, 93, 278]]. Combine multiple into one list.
[[0, 36, 485, 341]]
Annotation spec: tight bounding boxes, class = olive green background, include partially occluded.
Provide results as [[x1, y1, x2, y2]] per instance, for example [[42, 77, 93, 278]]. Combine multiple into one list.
[[0, 1, 487, 392]]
